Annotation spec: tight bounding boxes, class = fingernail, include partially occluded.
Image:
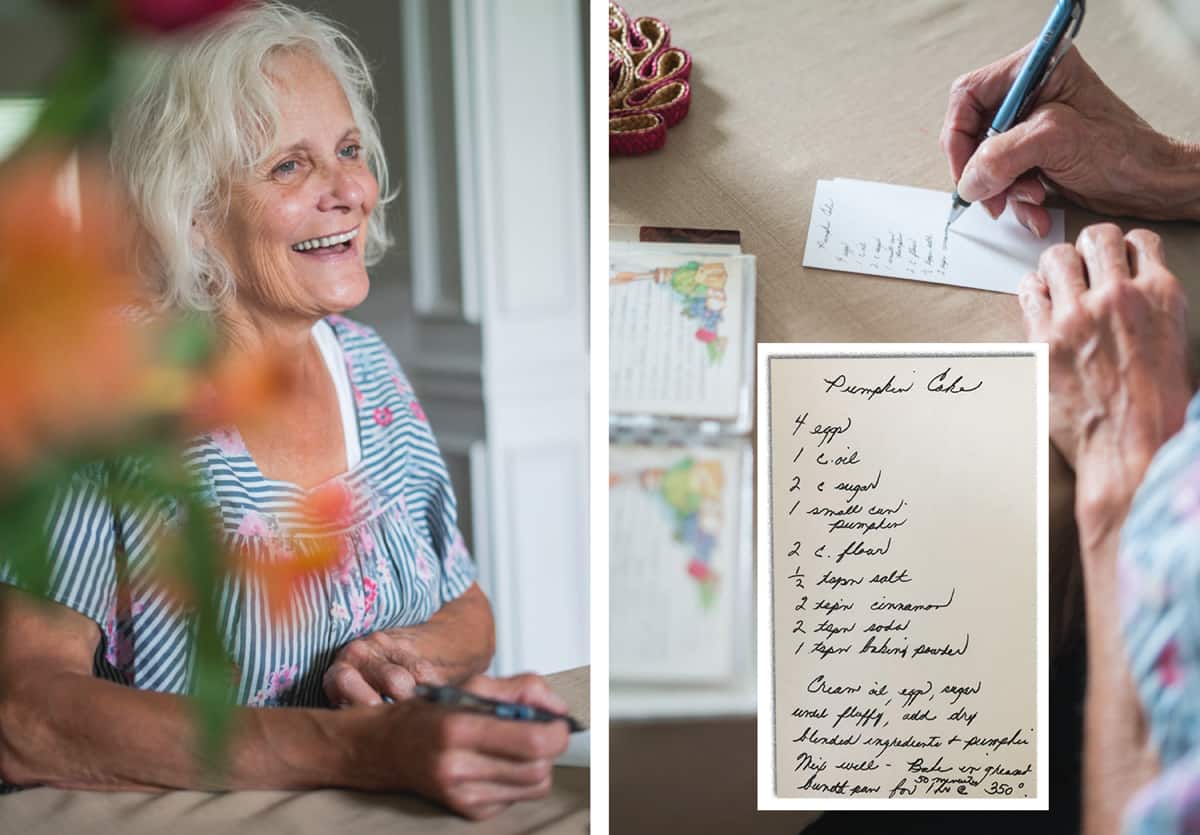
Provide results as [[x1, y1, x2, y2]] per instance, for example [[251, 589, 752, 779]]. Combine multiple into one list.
[[987, 202, 1003, 220], [1012, 187, 1041, 206], [957, 169, 982, 203]]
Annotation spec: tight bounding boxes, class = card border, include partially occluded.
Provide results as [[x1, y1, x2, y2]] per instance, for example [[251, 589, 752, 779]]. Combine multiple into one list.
[[755, 343, 1050, 812]]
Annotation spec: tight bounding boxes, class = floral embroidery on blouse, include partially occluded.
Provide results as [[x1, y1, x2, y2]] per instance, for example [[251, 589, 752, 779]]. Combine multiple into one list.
[[236, 509, 273, 539], [330, 535, 358, 586], [1169, 460, 1200, 519], [210, 427, 247, 457], [103, 597, 146, 678], [446, 530, 469, 569], [247, 663, 300, 707], [1158, 641, 1184, 688], [350, 574, 379, 637]]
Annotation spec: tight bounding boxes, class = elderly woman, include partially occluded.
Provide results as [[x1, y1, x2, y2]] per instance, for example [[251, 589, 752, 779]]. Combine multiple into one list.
[[943, 42, 1199, 835], [0, 2, 566, 820]]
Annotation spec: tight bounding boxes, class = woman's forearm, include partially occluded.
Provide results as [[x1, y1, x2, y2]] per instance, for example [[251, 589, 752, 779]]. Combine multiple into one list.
[[376, 582, 495, 684], [1079, 523, 1159, 835], [0, 668, 369, 791]]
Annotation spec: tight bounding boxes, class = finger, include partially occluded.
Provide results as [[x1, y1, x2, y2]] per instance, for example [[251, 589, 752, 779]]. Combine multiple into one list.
[[1017, 272, 1053, 342], [1009, 173, 1047, 206], [365, 663, 418, 702], [1125, 229, 1186, 320], [465, 673, 570, 715], [324, 661, 382, 707], [957, 104, 1075, 204], [1010, 199, 1052, 239], [988, 171, 1046, 223], [940, 45, 1035, 180], [378, 643, 441, 687], [444, 712, 570, 761], [1125, 228, 1166, 280], [469, 776, 553, 804], [450, 776, 554, 820], [1038, 243, 1088, 316], [1076, 223, 1131, 289], [982, 193, 1007, 220], [441, 749, 555, 787]]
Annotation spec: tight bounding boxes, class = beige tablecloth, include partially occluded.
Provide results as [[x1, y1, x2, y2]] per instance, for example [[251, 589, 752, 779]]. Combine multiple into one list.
[[0, 667, 589, 835], [612, 0, 1200, 342], [611, 0, 1200, 832]]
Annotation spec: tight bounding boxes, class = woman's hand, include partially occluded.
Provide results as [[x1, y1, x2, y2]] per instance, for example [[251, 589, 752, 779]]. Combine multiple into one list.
[[357, 673, 571, 820], [324, 629, 438, 705], [1017, 224, 1191, 547], [941, 45, 1200, 235], [324, 583, 495, 706]]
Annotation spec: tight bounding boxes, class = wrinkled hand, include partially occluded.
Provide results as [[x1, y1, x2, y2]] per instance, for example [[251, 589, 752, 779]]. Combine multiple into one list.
[[941, 45, 1200, 235], [1017, 224, 1191, 542], [364, 673, 571, 820], [324, 631, 441, 706]]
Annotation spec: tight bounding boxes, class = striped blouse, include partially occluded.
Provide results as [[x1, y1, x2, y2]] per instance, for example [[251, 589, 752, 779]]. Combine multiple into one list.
[[0, 314, 476, 711], [1120, 389, 1200, 834]]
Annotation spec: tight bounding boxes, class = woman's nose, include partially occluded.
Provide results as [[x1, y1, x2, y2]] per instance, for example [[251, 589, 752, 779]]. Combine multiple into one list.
[[317, 168, 366, 212]]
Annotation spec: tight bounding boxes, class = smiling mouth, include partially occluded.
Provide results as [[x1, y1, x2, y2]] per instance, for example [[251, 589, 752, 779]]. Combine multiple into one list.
[[291, 227, 359, 253]]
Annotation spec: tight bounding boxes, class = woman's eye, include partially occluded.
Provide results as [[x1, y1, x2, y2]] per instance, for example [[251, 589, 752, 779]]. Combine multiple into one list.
[[339, 144, 362, 160], [273, 159, 299, 176]]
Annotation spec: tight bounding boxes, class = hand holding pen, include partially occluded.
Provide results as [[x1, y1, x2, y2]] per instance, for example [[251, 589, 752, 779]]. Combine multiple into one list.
[[941, 3, 1200, 235], [369, 673, 571, 820]]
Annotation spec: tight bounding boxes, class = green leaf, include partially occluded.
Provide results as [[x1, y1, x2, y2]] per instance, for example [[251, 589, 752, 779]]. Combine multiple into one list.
[[159, 313, 217, 369], [24, 1, 121, 144], [177, 478, 235, 781]]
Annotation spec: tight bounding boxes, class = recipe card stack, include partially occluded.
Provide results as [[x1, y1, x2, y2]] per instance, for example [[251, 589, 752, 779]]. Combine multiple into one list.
[[609, 225, 757, 718]]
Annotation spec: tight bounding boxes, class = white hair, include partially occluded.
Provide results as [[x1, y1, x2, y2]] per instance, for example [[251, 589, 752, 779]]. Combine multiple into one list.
[[110, 2, 395, 312]]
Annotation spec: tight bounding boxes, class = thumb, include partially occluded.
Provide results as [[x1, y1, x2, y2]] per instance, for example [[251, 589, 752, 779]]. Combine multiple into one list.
[[957, 105, 1072, 204]]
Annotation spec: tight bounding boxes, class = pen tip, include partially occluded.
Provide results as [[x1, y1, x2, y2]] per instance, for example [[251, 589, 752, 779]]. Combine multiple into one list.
[[946, 193, 968, 230]]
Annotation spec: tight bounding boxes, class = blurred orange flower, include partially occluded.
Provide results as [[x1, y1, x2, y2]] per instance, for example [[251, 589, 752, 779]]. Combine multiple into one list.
[[179, 345, 295, 437], [0, 150, 149, 476], [238, 480, 351, 624], [146, 481, 348, 624]]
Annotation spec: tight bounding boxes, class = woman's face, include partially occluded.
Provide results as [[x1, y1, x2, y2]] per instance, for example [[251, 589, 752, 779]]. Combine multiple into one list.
[[213, 50, 379, 322]]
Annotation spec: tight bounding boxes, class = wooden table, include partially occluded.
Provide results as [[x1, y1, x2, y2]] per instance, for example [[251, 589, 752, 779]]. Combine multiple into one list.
[[0, 667, 588, 835]]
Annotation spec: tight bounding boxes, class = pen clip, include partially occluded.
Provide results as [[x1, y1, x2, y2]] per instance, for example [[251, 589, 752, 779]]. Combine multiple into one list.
[[1043, 0, 1085, 79], [1016, 0, 1085, 123], [1068, 0, 1085, 40]]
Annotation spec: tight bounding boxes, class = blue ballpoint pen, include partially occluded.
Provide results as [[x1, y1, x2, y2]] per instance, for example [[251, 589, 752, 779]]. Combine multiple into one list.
[[414, 683, 584, 732], [946, 0, 1086, 229], [381, 686, 584, 732]]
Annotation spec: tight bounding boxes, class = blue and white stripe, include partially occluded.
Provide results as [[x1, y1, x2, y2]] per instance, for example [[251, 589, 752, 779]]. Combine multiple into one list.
[[1, 315, 476, 715]]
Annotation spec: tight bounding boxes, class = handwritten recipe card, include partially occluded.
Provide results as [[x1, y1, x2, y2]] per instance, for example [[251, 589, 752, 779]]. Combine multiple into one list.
[[609, 251, 749, 420], [802, 179, 1065, 293], [609, 443, 745, 685], [757, 346, 1047, 810]]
